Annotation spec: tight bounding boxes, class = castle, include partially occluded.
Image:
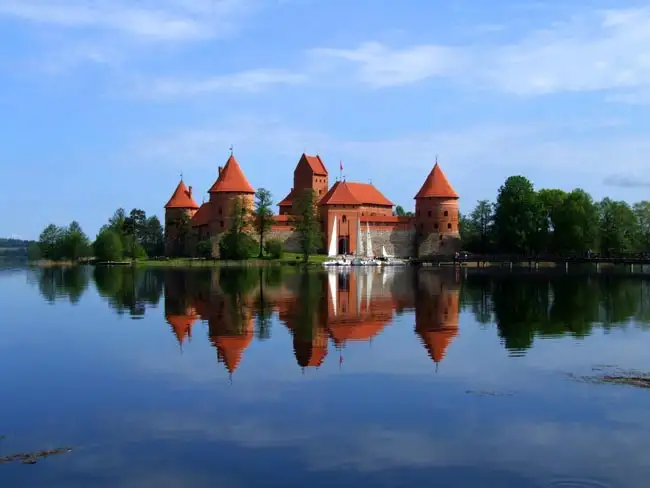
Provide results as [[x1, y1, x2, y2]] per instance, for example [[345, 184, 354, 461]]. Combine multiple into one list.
[[163, 153, 460, 258]]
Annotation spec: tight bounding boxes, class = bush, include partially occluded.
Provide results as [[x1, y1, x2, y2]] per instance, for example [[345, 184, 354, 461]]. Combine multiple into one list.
[[219, 231, 257, 260], [94, 229, 124, 261], [264, 239, 284, 259], [196, 239, 213, 258]]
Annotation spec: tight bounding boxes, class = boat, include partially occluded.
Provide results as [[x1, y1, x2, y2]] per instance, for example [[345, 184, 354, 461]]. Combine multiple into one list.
[[350, 220, 380, 266], [323, 216, 348, 266], [379, 245, 407, 266]]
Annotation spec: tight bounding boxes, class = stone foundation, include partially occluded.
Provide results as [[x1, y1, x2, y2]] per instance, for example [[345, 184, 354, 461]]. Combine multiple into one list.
[[416, 232, 461, 258]]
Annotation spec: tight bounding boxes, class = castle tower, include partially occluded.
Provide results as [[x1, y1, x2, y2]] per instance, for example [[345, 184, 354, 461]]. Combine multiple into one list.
[[207, 154, 256, 256], [164, 178, 200, 256], [277, 153, 329, 215], [413, 160, 460, 257]]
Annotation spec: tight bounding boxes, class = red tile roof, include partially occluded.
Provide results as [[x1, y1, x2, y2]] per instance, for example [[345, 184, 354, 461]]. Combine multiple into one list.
[[190, 203, 211, 227], [208, 155, 255, 194], [303, 154, 327, 176], [277, 188, 296, 207], [415, 163, 459, 199], [166, 311, 197, 345], [165, 180, 200, 209], [320, 181, 393, 206], [212, 333, 253, 373], [416, 327, 458, 363]]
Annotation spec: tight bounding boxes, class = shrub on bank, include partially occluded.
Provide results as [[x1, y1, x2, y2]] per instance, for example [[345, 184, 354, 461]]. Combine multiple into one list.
[[265, 239, 284, 259]]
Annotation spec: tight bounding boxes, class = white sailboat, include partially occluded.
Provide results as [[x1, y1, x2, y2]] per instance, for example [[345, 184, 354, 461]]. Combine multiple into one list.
[[366, 223, 373, 258], [351, 219, 366, 266], [380, 244, 406, 266], [323, 216, 349, 266]]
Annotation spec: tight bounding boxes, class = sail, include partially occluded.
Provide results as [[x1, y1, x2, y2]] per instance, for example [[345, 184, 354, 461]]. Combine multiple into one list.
[[356, 218, 363, 256], [328, 216, 338, 257], [365, 223, 373, 258], [328, 270, 337, 316]]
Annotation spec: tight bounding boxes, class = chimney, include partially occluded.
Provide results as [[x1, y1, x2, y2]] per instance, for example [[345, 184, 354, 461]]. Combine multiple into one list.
[[188, 186, 192, 196], [218, 166, 223, 175]]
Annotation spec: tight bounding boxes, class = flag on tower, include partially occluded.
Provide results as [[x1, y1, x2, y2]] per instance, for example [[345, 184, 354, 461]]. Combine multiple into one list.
[[340, 161, 343, 171]]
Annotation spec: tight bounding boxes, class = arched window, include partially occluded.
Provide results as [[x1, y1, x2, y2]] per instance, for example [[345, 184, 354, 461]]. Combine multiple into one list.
[[448, 223, 452, 229], [434, 223, 439, 230], [342, 215, 347, 223], [444, 210, 449, 217]]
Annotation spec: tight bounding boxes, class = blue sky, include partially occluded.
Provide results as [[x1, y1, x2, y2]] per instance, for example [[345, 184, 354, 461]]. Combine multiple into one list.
[[2, 0, 650, 239]]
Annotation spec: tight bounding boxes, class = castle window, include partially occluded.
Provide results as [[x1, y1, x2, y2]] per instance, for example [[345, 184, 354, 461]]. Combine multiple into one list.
[[434, 223, 439, 230], [342, 215, 347, 223], [447, 223, 452, 230], [444, 210, 449, 217], [428, 210, 432, 217]]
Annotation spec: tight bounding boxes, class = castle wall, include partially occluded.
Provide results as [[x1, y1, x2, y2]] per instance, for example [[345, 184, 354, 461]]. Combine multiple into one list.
[[366, 227, 415, 258], [416, 232, 461, 257]]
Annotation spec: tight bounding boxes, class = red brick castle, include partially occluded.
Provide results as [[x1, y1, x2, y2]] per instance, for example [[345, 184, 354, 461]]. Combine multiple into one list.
[[163, 153, 460, 258]]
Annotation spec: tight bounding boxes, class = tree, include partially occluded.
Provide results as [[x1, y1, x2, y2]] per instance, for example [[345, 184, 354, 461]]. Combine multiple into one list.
[[60, 221, 91, 260], [466, 200, 494, 253], [253, 188, 274, 257], [38, 224, 65, 260], [553, 189, 599, 254], [264, 239, 283, 259], [395, 205, 414, 217], [169, 213, 191, 257], [142, 216, 164, 257], [537, 189, 567, 253], [219, 197, 257, 260], [493, 176, 543, 254], [598, 198, 638, 256], [633, 201, 650, 252], [291, 189, 322, 262], [94, 229, 124, 261], [196, 240, 213, 258], [124, 208, 147, 243]]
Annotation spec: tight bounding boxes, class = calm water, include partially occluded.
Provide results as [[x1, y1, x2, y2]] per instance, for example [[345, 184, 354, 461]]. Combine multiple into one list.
[[2, 265, 650, 487]]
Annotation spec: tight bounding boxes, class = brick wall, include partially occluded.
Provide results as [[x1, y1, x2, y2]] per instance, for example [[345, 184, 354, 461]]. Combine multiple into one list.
[[366, 228, 415, 258]]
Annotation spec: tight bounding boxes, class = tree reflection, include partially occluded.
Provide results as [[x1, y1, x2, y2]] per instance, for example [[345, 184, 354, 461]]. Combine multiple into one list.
[[461, 271, 650, 355], [92, 266, 163, 318], [36, 266, 90, 304]]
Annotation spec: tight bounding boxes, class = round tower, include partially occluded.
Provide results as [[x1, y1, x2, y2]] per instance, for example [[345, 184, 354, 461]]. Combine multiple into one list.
[[207, 153, 256, 256], [413, 160, 460, 257], [164, 178, 200, 256]]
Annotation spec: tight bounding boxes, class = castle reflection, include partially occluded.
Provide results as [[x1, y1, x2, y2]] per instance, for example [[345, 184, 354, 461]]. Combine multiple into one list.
[[163, 268, 461, 374]]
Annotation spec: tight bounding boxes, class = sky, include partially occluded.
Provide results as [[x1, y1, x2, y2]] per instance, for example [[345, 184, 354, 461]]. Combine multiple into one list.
[[1, 0, 650, 240]]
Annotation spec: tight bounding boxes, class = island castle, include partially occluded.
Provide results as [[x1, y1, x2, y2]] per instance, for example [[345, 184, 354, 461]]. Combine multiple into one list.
[[163, 153, 460, 258]]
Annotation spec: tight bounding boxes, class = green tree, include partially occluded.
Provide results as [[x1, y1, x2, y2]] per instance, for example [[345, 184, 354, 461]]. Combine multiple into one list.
[[124, 209, 147, 243], [537, 189, 566, 253], [219, 197, 257, 260], [94, 228, 124, 261], [196, 240, 213, 258], [169, 213, 191, 257], [553, 189, 599, 254], [142, 216, 164, 257], [633, 201, 650, 252], [27, 242, 41, 261], [463, 200, 494, 253], [38, 224, 65, 260], [598, 198, 638, 256], [291, 189, 322, 262], [394, 205, 414, 217], [264, 239, 283, 259], [61, 221, 91, 260], [252, 188, 274, 258], [493, 176, 543, 254]]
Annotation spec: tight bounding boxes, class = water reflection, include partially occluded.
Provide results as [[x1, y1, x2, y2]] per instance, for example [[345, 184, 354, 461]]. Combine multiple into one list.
[[29, 265, 650, 362]]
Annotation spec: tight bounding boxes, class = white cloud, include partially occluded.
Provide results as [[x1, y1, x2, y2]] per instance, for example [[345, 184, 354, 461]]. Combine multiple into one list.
[[309, 7, 650, 99], [0, 0, 259, 41], [135, 69, 308, 99]]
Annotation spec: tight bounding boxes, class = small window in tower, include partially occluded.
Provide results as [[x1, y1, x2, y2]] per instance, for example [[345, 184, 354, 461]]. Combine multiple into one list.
[[447, 223, 452, 230], [434, 223, 439, 229], [444, 210, 449, 217], [428, 210, 432, 217], [342, 215, 347, 223]]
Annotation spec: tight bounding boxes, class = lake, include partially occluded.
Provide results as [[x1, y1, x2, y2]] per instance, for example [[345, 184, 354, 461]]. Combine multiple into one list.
[[2, 265, 650, 487]]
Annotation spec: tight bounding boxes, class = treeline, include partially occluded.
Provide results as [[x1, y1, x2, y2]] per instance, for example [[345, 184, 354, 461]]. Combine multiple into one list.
[[33, 208, 164, 262], [460, 175, 650, 256], [0, 238, 36, 261]]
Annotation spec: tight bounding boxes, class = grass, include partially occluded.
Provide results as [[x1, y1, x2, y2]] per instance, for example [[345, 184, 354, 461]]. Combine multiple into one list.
[[133, 252, 330, 268]]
